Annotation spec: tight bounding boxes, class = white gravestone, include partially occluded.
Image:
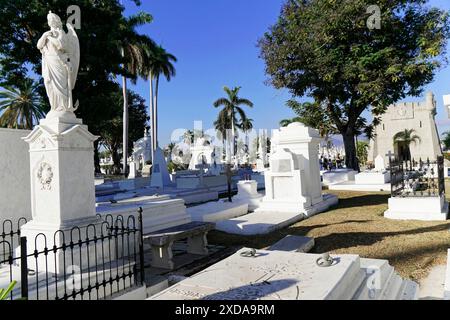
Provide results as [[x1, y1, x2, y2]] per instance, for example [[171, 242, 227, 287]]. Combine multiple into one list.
[[322, 169, 357, 186], [374, 155, 386, 172], [233, 180, 263, 211], [256, 123, 337, 214], [150, 147, 172, 188], [150, 248, 418, 300], [353, 154, 390, 185], [128, 160, 137, 179]]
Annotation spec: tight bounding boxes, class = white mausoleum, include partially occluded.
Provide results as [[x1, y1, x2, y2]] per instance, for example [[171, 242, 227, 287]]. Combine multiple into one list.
[[368, 92, 442, 163]]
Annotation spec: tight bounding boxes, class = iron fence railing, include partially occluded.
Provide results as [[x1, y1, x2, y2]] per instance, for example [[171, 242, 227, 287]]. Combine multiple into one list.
[[389, 156, 445, 198], [0, 210, 145, 300]]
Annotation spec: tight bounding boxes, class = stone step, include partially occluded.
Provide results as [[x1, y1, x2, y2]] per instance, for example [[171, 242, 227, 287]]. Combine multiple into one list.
[[380, 273, 406, 300], [353, 258, 395, 300], [338, 267, 367, 300], [399, 280, 419, 300], [352, 258, 418, 300]]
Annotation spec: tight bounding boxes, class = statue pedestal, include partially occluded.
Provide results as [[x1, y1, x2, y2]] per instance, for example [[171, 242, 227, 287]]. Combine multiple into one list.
[[19, 115, 104, 273]]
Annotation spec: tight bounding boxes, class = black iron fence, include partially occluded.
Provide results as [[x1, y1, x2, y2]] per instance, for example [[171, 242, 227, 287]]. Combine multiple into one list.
[[0, 210, 145, 300], [389, 156, 445, 197], [1, 217, 27, 263]]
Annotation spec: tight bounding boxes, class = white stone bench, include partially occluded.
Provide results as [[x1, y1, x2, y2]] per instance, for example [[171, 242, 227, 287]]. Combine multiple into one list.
[[144, 222, 215, 270]]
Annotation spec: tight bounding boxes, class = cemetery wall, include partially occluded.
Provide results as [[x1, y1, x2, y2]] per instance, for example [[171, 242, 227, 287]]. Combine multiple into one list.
[[0, 128, 32, 222]]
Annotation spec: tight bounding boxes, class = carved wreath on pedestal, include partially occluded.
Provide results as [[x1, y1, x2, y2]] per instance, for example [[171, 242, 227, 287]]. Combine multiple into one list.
[[37, 162, 53, 190]]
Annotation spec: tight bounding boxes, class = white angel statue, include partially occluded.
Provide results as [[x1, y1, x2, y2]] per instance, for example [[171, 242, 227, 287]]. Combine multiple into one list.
[[37, 11, 80, 113]]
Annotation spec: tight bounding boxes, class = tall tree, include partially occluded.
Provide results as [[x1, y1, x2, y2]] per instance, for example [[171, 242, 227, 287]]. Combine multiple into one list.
[[356, 141, 370, 167], [99, 90, 149, 174], [0, 0, 153, 172], [146, 45, 177, 159], [259, 0, 450, 170], [0, 78, 46, 129], [118, 12, 155, 176], [280, 100, 338, 144], [213, 86, 253, 166], [164, 142, 176, 162]]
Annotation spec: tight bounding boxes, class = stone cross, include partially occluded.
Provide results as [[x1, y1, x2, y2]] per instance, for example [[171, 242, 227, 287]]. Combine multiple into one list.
[[385, 151, 395, 167], [385, 151, 395, 159]]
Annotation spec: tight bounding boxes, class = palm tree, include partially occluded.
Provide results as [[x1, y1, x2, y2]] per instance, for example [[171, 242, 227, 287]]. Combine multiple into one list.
[[213, 114, 230, 162], [147, 45, 177, 160], [0, 80, 45, 129], [118, 12, 155, 176], [183, 130, 194, 145], [213, 86, 254, 167], [165, 142, 176, 162], [393, 129, 421, 161]]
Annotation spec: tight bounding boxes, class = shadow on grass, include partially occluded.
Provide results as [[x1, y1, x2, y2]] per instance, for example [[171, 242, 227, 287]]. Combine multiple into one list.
[[210, 219, 450, 257], [208, 220, 372, 250], [334, 193, 390, 210], [312, 222, 450, 253]]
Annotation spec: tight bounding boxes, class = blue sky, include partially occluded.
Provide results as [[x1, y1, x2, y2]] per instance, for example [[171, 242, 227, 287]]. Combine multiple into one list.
[[124, 0, 450, 146]]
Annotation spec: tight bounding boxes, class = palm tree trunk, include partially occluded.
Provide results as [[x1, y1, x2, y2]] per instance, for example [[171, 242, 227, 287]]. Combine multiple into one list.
[[245, 131, 251, 165], [230, 109, 236, 168], [149, 72, 155, 163], [121, 47, 128, 177], [154, 74, 160, 149], [122, 75, 128, 177]]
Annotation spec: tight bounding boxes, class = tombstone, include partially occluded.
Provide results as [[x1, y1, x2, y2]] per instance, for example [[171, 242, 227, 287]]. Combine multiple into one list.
[[150, 247, 418, 300], [233, 180, 263, 211], [256, 123, 337, 214], [150, 147, 172, 188], [128, 161, 137, 179], [374, 155, 386, 172]]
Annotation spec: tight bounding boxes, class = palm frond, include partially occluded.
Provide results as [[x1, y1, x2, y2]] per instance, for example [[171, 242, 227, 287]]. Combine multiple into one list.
[[213, 98, 233, 108], [236, 98, 254, 107]]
